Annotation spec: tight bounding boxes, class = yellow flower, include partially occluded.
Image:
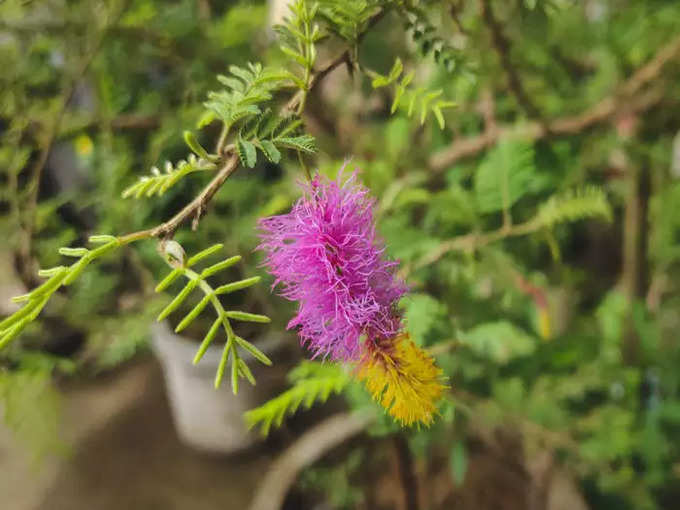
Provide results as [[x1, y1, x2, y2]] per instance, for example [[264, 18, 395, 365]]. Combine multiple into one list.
[[74, 134, 93, 157], [357, 334, 447, 427]]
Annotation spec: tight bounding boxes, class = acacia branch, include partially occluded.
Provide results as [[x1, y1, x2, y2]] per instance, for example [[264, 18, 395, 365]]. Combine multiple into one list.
[[118, 153, 240, 243], [429, 34, 680, 171], [284, 8, 387, 115], [118, 9, 388, 245]]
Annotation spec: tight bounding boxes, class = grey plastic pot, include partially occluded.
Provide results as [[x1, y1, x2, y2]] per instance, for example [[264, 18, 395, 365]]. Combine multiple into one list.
[[151, 321, 284, 454]]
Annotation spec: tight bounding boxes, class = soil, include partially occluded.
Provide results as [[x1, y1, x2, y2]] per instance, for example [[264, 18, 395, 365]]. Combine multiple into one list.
[[0, 359, 273, 510]]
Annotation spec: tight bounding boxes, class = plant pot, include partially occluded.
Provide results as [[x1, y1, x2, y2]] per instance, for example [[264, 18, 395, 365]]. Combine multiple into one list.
[[151, 321, 285, 454]]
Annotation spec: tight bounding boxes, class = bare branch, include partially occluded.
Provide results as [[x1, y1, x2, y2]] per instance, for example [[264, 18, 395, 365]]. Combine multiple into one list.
[[479, 0, 544, 122], [429, 35, 680, 171], [16, 0, 131, 286]]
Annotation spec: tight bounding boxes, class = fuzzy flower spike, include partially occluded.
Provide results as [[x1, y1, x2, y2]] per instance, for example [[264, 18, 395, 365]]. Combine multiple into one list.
[[258, 169, 406, 361], [258, 168, 446, 426], [357, 333, 446, 426]]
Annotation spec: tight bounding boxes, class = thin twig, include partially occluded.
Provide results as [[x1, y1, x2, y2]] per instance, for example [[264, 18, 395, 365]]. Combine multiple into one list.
[[17, 0, 130, 285], [284, 8, 386, 115], [392, 434, 419, 510], [401, 218, 539, 278], [429, 34, 680, 171], [118, 153, 240, 243], [479, 0, 544, 122], [119, 9, 388, 245]]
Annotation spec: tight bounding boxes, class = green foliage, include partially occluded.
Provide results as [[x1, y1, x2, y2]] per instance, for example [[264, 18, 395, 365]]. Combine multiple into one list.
[[449, 440, 468, 486], [122, 129, 220, 199], [0, 353, 74, 460], [371, 57, 455, 128], [474, 141, 536, 214], [318, 0, 380, 44], [299, 450, 366, 509], [536, 186, 613, 227], [403, 293, 447, 346], [458, 321, 536, 364], [245, 361, 349, 435], [93, 300, 165, 369], [3, 1, 680, 507], [649, 181, 680, 269], [0, 235, 121, 350], [122, 153, 217, 199], [237, 109, 317, 168], [203, 62, 292, 133], [155, 243, 271, 392], [274, 0, 323, 92], [403, 4, 463, 73]]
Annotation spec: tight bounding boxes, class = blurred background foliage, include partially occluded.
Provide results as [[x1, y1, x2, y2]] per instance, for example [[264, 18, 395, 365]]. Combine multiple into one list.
[[1, 0, 680, 509]]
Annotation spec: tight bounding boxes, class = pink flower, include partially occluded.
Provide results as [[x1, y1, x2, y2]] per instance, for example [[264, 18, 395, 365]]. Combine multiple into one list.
[[257, 169, 406, 361]]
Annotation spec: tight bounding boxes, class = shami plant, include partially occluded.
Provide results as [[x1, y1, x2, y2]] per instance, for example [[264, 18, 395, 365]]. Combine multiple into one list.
[[0, 0, 612, 426], [4, 1, 680, 507]]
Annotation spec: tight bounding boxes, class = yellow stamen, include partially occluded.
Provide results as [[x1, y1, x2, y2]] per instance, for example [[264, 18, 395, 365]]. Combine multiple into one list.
[[357, 334, 447, 427]]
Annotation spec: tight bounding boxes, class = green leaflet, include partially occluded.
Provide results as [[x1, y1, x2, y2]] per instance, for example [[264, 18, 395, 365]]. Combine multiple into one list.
[[153, 243, 270, 393], [371, 58, 455, 128], [0, 237, 121, 351], [474, 140, 536, 214], [535, 186, 612, 226], [245, 361, 349, 435]]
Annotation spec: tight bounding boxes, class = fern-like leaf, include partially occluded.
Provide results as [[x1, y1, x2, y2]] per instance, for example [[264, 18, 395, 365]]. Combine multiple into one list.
[[245, 361, 349, 436], [275, 134, 317, 153], [403, 5, 464, 73], [237, 137, 258, 168], [318, 0, 378, 44], [235, 110, 317, 168], [536, 186, 612, 227], [372, 58, 455, 129], [204, 63, 292, 133], [0, 235, 121, 350], [155, 243, 271, 393], [122, 154, 217, 199], [275, 0, 323, 80]]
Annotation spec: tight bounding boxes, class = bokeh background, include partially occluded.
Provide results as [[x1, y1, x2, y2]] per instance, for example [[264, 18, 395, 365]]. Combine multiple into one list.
[[1, 0, 680, 509]]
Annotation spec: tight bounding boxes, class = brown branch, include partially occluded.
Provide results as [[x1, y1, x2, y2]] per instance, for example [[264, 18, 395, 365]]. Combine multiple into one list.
[[118, 153, 240, 244], [449, 0, 469, 36], [479, 0, 543, 122], [109, 114, 161, 130], [16, 0, 130, 286], [429, 34, 680, 171], [248, 412, 375, 510], [392, 434, 419, 510], [401, 218, 540, 278], [118, 9, 388, 245]]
